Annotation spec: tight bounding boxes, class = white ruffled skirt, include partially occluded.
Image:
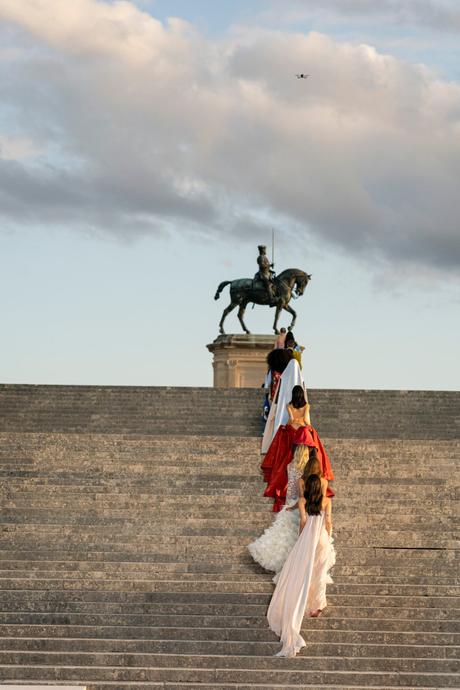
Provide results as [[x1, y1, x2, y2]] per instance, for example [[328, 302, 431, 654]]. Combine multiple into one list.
[[248, 504, 300, 581]]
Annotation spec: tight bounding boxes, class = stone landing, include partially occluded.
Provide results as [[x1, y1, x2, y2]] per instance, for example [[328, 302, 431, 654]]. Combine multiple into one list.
[[206, 334, 274, 387]]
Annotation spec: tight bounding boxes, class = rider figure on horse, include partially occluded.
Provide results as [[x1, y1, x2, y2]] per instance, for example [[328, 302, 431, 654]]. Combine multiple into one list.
[[256, 245, 277, 305]]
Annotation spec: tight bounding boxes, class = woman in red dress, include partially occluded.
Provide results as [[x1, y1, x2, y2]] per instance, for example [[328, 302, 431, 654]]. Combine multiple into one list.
[[262, 385, 334, 511]]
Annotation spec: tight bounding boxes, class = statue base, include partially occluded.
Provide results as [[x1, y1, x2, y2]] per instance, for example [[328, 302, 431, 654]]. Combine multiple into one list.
[[206, 334, 274, 388]]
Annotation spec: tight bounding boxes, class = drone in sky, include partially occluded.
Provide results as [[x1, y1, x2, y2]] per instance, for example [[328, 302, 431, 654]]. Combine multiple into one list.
[[295, 73, 310, 79]]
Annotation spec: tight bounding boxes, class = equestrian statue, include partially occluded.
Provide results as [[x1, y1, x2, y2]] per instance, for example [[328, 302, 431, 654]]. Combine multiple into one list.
[[214, 245, 311, 335]]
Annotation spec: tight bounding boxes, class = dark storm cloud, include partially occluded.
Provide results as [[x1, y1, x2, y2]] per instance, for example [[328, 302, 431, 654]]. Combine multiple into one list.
[[0, 0, 459, 277]]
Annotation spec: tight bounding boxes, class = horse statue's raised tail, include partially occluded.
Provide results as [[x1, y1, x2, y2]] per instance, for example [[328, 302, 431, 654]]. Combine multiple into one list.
[[214, 281, 232, 300], [214, 268, 311, 335]]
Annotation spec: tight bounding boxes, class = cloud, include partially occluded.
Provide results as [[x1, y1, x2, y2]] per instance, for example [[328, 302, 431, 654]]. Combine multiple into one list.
[[0, 135, 42, 160], [261, 0, 460, 33], [0, 0, 459, 276]]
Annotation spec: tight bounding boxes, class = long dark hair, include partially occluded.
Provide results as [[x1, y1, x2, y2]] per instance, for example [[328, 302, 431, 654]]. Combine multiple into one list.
[[304, 474, 323, 516], [267, 348, 293, 374], [290, 384, 306, 409], [285, 331, 296, 348]]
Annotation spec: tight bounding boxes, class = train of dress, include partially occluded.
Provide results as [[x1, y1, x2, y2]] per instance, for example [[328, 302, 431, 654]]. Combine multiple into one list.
[[267, 511, 336, 657], [247, 503, 300, 581]]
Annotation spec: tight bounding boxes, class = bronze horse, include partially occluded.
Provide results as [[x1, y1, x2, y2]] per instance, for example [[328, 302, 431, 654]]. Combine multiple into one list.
[[214, 268, 311, 335]]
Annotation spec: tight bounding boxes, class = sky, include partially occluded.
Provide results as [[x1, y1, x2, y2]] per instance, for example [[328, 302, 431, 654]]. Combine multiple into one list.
[[0, 0, 459, 390]]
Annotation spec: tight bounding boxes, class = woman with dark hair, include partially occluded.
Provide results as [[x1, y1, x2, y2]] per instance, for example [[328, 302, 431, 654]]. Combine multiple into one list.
[[249, 449, 331, 581], [265, 347, 294, 403], [267, 474, 335, 657], [262, 356, 306, 456], [284, 331, 303, 367], [287, 384, 311, 443], [296, 450, 329, 505], [290, 384, 306, 409], [262, 383, 334, 511]]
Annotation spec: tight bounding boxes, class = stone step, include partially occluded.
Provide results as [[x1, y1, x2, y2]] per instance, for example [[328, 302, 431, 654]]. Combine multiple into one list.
[[1, 387, 458, 687], [0, 564, 455, 587], [0, 650, 459, 673], [0, 436, 455, 451], [0, 586, 457, 609], [0, 636, 458, 659], [1, 626, 458, 645], [9, 681, 447, 690], [2, 518, 452, 534], [2, 515, 448, 532], [3, 476, 458, 493], [0, 503, 454, 520], [1, 535, 456, 552], [2, 612, 458, 632], [4, 491, 455, 509], [0, 563, 455, 581], [1, 440, 456, 463], [0, 514, 454, 534], [0, 431, 454, 444], [2, 469, 455, 484], [2, 599, 458, 618], [0, 679, 456, 690], [0, 566, 457, 587], [1, 456, 457, 470], [0, 551, 456, 578], [1, 385, 458, 439], [0, 653, 458, 684], [0, 439, 452, 450], [3, 504, 453, 520], [0, 577, 458, 597], [1, 452, 456, 476]]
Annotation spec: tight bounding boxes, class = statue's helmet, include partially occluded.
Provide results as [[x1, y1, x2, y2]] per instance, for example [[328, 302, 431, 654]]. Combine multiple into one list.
[[258, 245, 267, 252]]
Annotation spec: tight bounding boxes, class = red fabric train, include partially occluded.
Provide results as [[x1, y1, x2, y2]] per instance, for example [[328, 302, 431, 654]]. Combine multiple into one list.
[[261, 425, 334, 512]]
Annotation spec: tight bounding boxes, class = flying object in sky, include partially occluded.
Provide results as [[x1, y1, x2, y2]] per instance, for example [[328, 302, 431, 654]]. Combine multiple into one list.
[[295, 74, 310, 79]]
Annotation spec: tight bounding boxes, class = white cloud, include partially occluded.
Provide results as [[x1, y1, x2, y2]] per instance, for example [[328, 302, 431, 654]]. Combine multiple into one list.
[[261, 0, 460, 33], [0, 135, 42, 160], [0, 0, 459, 275]]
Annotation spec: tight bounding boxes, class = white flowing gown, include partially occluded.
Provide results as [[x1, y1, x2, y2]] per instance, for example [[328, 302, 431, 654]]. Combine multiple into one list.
[[267, 510, 335, 657], [262, 359, 306, 453]]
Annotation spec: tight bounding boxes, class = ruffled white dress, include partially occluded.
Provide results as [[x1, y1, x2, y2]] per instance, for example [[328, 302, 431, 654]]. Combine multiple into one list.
[[267, 509, 336, 657], [248, 462, 302, 581]]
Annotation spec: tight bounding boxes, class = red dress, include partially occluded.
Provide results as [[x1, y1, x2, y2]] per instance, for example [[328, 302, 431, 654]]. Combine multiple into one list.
[[261, 424, 334, 511], [270, 370, 282, 402]]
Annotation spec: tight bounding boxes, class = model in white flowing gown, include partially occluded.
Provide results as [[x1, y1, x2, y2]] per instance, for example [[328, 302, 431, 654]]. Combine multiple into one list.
[[248, 450, 330, 581], [267, 485, 335, 658], [262, 358, 306, 453]]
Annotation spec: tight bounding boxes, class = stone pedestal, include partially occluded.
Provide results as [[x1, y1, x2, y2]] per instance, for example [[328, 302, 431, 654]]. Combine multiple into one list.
[[206, 334, 275, 388]]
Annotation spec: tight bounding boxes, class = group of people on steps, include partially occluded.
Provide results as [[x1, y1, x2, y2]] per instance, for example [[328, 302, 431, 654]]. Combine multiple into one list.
[[248, 330, 335, 658]]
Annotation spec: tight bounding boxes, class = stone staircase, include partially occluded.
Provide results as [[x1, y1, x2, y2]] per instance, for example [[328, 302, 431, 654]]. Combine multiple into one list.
[[0, 384, 458, 439], [0, 385, 458, 689]]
